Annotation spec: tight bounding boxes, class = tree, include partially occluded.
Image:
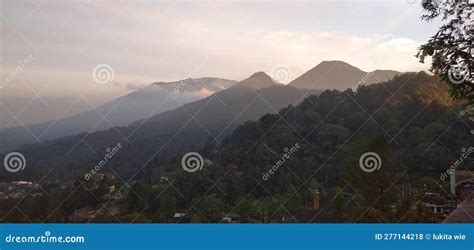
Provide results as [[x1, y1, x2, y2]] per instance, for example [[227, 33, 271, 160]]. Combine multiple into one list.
[[285, 184, 302, 210], [331, 186, 347, 222], [417, 0, 473, 116], [197, 194, 225, 222], [342, 136, 397, 213], [309, 179, 327, 198], [158, 193, 176, 222]]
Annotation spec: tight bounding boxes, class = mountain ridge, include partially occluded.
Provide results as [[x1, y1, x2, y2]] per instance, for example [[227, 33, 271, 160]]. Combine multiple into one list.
[[4, 71, 320, 180], [289, 60, 400, 90], [0, 77, 237, 153]]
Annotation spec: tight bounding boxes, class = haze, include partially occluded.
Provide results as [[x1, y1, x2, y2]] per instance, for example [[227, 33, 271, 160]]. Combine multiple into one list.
[[1, 0, 440, 128]]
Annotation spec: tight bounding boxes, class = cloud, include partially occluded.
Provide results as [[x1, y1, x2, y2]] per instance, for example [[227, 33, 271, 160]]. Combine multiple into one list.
[[113, 82, 148, 91], [1, 1, 434, 106], [239, 30, 427, 75]]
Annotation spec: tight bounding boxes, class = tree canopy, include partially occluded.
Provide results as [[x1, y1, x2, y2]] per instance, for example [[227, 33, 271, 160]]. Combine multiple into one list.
[[417, 0, 473, 117]]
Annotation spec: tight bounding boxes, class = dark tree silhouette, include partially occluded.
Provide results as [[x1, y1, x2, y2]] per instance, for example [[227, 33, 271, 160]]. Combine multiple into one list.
[[417, 0, 473, 115]]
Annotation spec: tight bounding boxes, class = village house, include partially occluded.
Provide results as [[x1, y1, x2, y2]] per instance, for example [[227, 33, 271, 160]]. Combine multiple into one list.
[[69, 207, 97, 222], [423, 192, 450, 215], [220, 213, 240, 223]]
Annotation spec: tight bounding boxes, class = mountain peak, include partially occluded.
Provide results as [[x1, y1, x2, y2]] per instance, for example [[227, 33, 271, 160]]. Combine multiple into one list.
[[319, 60, 351, 65], [315, 60, 363, 71], [248, 71, 273, 81], [289, 61, 399, 90], [238, 71, 276, 90]]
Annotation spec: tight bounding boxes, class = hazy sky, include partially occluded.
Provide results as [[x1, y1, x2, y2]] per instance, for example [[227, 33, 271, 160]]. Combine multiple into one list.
[[1, 0, 440, 127]]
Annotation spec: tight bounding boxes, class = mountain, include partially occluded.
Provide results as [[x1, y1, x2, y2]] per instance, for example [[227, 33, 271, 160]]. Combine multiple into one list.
[[238, 72, 276, 89], [0, 78, 236, 153], [289, 60, 400, 90], [4, 72, 471, 223], [185, 72, 471, 223], [128, 72, 309, 138], [4, 72, 319, 181]]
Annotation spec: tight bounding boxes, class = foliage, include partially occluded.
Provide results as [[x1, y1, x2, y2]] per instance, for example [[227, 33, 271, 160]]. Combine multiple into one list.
[[417, 0, 473, 112]]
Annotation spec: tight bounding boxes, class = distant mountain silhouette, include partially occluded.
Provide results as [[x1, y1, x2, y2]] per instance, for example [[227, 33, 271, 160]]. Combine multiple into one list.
[[289, 60, 400, 90], [128, 72, 305, 136], [7, 72, 319, 180], [238, 71, 277, 89], [0, 78, 236, 153]]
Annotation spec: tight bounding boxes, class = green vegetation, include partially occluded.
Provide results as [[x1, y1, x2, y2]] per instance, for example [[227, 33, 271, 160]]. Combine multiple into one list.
[[1, 72, 472, 223]]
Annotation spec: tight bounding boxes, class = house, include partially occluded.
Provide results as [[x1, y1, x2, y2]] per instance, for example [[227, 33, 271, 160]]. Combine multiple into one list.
[[423, 192, 449, 214], [112, 190, 125, 200], [12, 181, 35, 188], [173, 212, 186, 219], [69, 207, 97, 222], [220, 213, 240, 223]]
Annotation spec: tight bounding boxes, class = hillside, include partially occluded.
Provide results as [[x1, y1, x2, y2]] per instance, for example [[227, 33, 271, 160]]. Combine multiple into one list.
[[0, 78, 236, 153], [162, 72, 471, 222], [2, 72, 319, 180]]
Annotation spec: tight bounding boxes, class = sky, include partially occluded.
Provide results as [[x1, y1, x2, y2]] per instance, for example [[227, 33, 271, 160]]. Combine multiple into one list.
[[0, 0, 441, 127]]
